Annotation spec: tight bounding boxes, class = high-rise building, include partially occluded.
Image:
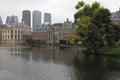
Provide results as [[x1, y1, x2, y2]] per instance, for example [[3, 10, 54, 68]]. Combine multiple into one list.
[[6, 16, 11, 24], [33, 10, 42, 32], [6, 15, 18, 26], [11, 16, 18, 23], [0, 16, 3, 26], [44, 13, 51, 25], [22, 10, 31, 27]]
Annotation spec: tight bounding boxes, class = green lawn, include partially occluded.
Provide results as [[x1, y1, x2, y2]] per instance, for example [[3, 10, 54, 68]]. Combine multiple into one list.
[[100, 46, 120, 57]]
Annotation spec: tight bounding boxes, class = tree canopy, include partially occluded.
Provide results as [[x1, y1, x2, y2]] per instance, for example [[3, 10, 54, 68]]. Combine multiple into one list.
[[74, 1, 120, 54]]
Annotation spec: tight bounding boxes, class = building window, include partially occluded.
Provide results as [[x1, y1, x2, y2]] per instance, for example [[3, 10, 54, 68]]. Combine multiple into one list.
[[18, 30, 19, 34], [15, 30, 17, 34], [18, 36, 20, 39], [11, 30, 13, 39], [15, 35, 17, 39]]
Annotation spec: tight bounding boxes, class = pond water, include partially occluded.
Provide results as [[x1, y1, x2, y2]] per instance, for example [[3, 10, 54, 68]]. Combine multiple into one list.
[[0, 44, 120, 80]]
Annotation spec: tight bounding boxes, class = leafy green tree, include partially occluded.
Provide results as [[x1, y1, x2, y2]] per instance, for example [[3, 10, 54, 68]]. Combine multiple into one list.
[[74, 1, 112, 54], [67, 34, 80, 43], [112, 24, 120, 45], [104, 24, 115, 48], [83, 23, 104, 53], [25, 37, 34, 45]]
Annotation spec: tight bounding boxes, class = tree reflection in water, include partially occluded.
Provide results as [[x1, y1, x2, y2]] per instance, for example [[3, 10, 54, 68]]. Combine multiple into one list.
[[73, 54, 120, 80], [8, 45, 120, 80]]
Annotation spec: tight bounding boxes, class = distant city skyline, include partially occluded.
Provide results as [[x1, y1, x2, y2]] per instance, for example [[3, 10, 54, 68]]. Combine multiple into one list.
[[0, 0, 120, 24], [6, 15, 18, 24]]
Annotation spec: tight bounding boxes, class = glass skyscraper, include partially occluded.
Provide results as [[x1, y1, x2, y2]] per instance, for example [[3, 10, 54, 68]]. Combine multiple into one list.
[[44, 13, 51, 25], [33, 10, 42, 32]]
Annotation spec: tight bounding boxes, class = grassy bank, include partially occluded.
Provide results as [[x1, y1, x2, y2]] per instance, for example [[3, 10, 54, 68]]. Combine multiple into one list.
[[100, 46, 120, 58]]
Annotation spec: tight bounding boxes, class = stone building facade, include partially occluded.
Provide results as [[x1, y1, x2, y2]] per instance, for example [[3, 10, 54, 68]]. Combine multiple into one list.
[[31, 27, 54, 44], [0, 24, 31, 44], [0, 26, 22, 44], [54, 27, 74, 44], [111, 8, 120, 25], [112, 20, 120, 25], [31, 23, 75, 44]]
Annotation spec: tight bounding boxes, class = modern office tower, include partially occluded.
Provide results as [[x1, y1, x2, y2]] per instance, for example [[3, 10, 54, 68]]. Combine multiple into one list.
[[44, 13, 51, 25], [11, 16, 18, 23], [22, 10, 31, 27], [0, 16, 3, 26], [33, 10, 42, 32], [6, 16, 18, 24], [6, 16, 11, 24]]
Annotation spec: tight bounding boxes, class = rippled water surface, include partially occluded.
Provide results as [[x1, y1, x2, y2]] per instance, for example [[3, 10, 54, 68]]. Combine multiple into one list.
[[0, 44, 120, 80]]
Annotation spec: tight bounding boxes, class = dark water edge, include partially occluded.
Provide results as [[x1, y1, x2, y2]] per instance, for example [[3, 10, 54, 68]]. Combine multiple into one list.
[[0, 44, 120, 80]]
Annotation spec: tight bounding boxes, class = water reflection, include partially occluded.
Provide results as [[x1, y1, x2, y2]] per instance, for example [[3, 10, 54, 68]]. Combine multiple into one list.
[[10, 45, 83, 64], [0, 45, 120, 80], [10, 45, 31, 61], [73, 55, 120, 80]]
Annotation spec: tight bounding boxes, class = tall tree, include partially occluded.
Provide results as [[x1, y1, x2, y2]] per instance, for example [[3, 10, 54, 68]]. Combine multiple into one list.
[[74, 1, 112, 54]]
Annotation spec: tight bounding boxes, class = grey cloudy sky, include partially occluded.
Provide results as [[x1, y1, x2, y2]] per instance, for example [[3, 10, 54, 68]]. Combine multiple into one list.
[[0, 0, 120, 24]]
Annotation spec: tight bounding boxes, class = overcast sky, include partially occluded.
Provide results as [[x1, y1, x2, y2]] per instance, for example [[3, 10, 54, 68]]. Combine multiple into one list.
[[0, 0, 120, 24]]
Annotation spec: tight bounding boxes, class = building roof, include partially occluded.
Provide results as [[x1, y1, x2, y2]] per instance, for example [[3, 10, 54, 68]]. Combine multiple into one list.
[[111, 8, 120, 21]]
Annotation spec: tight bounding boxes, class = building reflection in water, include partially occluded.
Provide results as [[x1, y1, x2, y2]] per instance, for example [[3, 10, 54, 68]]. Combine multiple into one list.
[[8, 45, 120, 80], [10, 45, 31, 61], [9, 45, 83, 64]]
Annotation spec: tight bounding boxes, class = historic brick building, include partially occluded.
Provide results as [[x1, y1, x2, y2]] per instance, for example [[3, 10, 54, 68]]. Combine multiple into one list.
[[31, 23, 75, 44]]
